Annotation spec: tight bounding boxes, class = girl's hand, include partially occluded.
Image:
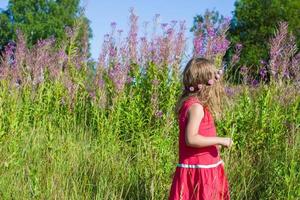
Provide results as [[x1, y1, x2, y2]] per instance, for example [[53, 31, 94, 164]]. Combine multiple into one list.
[[220, 138, 233, 148], [216, 144, 222, 151]]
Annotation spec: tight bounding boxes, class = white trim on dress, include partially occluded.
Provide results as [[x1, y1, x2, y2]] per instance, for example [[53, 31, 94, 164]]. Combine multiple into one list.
[[176, 160, 223, 168]]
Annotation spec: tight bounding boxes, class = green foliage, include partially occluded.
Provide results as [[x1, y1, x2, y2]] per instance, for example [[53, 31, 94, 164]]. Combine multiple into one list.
[[0, 0, 92, 56], [229, 0, 300, 67], [0, 10, 13, 50], [0, 62, 299, 199], [216, 83, 300, 199], [0, 2, 299, 198]]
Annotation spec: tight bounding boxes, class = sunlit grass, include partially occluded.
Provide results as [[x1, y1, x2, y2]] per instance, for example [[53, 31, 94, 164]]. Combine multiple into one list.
[[0, 76, 299, 199]]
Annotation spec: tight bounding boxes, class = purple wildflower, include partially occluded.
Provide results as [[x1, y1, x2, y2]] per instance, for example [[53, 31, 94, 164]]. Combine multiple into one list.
[[173, 20, 186, 67], [251, 79, 259, 87], [259, 67, 268, 80], [192, 10, 231, 60], [155, 110, 163, 118], [161, 23, 168, 29], [171, 20, 177, 27], [108, 62, 129, 93], [126, 76, 134, 83], [268, 21, 298, 81], [240, 66, 248, 74], [111, 22, 117, 28], [231, 43, 243, 66], [139, 36, 149, 66], [224, 86, 235, 96], [128, 7, 139, 63]]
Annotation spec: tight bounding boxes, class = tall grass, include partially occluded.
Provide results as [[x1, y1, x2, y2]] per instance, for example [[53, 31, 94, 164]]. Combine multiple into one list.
[[0, 72, 299, 199], [0, 9, 299, 199], [218, 83, 300, 200]]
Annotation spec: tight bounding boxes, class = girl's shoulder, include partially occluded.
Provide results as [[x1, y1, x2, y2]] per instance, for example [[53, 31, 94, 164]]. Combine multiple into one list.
[[179, 96, 205, 118], [184, 96, 203, 107]]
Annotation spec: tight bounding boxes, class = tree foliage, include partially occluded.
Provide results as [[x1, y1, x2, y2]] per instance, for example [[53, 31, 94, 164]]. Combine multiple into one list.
[[0, 0, 92, 57], [229, 0, 300, 67]]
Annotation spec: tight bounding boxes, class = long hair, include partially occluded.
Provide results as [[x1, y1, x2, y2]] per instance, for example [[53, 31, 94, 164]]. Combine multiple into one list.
[[174, 57, 226, 121]]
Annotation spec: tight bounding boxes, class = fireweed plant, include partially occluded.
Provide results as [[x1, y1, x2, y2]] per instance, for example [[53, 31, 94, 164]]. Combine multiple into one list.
[[0, 8, 299, 200]]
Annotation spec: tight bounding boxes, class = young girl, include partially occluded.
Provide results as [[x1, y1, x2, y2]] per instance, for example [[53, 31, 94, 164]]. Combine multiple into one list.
[[168, 57, 233, 200]]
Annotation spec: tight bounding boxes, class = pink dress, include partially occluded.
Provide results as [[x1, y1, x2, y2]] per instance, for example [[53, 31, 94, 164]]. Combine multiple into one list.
[[168, 96, 230, 200]]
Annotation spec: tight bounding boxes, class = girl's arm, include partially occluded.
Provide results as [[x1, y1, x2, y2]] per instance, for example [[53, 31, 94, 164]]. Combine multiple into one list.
[[185, 103, 230, 148]]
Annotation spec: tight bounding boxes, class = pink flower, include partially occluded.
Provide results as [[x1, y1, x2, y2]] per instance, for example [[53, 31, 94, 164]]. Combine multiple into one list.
[[197, 84, 203, 89], [155, 110, 163, 118], [189, 86, 195, 91], [208, 79, 214, 85], [215, 74, 220, 80]]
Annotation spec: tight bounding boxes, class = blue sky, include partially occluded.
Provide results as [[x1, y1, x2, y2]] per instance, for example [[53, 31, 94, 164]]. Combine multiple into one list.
[[0, 0, 236, 60]]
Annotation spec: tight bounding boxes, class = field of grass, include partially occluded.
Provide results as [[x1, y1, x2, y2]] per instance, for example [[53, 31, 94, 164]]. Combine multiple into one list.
[[0, 76, 299, 199], [0, 10, 299, 199]]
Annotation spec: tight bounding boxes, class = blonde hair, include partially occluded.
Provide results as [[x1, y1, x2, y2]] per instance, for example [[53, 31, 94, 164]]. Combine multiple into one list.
[[174, 57, 226, 121]]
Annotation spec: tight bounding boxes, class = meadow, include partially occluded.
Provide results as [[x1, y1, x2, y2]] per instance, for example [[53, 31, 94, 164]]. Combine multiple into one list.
[[0, 10, 299, 200]]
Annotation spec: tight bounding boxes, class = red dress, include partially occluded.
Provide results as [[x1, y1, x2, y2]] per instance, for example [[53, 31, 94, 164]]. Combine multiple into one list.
[[168, 96, 230, 200]]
